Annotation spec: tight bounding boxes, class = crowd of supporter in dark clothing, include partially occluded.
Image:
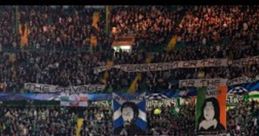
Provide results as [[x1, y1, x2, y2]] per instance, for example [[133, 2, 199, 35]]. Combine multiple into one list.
[[226, 99, 259, 136], [0, 99, 258, 136], [147, 101, 195, 135], [0, 5, 258, 135], [0, 6, 259, 93]]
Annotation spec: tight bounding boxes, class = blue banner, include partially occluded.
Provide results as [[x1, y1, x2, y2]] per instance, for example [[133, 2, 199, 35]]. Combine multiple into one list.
[[228, 81, 259, 92], [0, 93, 111, 101], [0, 81, 258, 101]]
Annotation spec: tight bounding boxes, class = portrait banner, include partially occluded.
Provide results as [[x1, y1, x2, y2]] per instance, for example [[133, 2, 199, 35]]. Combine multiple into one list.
[[195, 85, 227, 135], [112, 93, 147, 135]]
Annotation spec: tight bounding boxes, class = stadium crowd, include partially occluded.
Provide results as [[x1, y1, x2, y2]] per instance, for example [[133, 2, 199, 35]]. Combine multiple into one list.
[[0, 100, 258, 135], [0, 102, 113, 136], [147, 102, 195, 135], [0, 5, 258, 135], [1, 6, 259, 51], [0, 6, 259, 93], [0, 106, 76, 136], [227, 100, 259, 136], [1, 49, 258, 92]]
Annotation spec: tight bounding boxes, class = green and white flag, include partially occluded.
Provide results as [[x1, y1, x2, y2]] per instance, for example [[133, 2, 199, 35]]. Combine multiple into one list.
[[195, 85, 227, 135]]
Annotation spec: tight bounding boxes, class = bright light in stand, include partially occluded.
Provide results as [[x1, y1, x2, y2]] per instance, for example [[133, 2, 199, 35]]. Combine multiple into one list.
[[119, 45, 131, 50]]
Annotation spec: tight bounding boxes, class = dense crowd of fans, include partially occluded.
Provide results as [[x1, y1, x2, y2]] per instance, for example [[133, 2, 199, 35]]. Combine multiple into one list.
[[111, 6, 183, 52], [227, 100, 259, 135], [0, 100, 258, 135], [1, 6, 258, 52], [0, 106, 76, 135], [1, 50, 258, 92], [147, 102, 195, 135], [0, 102, 113, 136], [0, 5, 258, 136], [0, 6, 258, 93]]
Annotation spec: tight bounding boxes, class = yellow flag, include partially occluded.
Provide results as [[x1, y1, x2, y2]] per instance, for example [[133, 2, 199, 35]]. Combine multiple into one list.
[[76, 118, 84, 136], [128, 73, 142, 94], [166, 35, 177, 52]]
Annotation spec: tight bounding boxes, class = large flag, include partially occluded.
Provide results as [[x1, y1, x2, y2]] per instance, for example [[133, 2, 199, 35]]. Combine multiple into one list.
[[245, 90, 259, 102], [112, 93, 147, 135], [195, 85, 227, 135]]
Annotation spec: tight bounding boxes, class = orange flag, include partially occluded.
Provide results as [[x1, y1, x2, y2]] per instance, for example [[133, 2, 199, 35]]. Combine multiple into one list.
[[19, 24, 30, 47]]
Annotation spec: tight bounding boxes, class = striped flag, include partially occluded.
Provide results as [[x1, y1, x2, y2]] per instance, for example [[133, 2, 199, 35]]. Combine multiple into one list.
[[247, 91, 259, 101]]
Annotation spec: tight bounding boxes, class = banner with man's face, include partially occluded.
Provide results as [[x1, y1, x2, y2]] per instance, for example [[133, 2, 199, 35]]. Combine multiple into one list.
[[112, 93, 147, 135], [195, 85, 227, 135]]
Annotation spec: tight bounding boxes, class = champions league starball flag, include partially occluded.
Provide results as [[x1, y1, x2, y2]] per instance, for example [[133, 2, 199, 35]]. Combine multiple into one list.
[[195, 85, 227, 135], [112, 93, 147, 135]]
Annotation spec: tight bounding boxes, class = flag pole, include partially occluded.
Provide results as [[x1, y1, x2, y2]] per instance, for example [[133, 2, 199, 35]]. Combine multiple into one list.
[[105, 6, 111, 35]]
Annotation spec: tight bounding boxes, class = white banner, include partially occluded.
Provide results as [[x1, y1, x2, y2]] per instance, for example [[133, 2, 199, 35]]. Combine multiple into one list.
[[231, 56, 259, 67], [24, 83, 106, 93], [94, 56, 259, 73], [179, 75, 259, 88], [227, 75, 259, 86], [179, 79, 228, 88], [94, 65, 111, 74], [94, 58, 228, 73]]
